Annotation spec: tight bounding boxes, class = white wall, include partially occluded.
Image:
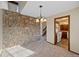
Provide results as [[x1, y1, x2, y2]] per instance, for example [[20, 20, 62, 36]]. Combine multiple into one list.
[[19, 1, 27, 12], [8, 3, 18, 12], [0, 1, 8, 10], [47, 7, 79, 53], [47, 18, 54, 44]]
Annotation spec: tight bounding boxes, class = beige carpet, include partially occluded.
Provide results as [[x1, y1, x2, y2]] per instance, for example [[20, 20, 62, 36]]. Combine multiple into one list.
[[1, 37, 79, 57], [22, 37, 79, 57]]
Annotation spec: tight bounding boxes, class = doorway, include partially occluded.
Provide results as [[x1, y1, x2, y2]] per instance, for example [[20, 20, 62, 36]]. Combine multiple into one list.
[[54, 15, 70, 51]]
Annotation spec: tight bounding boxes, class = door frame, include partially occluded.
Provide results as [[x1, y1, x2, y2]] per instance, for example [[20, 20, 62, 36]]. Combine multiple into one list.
[[54, 15, 70, 51]]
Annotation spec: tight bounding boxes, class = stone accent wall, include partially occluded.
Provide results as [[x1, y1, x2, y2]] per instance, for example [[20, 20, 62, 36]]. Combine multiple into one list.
[[3, 9, 40, 48], [0, 9, 3, 50]]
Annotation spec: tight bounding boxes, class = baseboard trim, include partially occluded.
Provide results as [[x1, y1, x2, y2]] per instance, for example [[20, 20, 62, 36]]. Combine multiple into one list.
[[70, 50, 79, 55], [46, 41, 54, 45], [46, 41, 79, 55]]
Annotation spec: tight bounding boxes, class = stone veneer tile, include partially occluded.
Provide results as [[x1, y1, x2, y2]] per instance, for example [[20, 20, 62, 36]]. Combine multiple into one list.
[[2, 9, 40, 49]]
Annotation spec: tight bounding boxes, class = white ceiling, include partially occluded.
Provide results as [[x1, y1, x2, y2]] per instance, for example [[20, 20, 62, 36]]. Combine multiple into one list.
[[21, 1, 79, 18]]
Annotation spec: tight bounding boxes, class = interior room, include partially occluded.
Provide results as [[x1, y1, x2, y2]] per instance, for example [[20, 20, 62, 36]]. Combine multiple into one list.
[[55, 16, 69, 50], [0, 1, 79, 57]]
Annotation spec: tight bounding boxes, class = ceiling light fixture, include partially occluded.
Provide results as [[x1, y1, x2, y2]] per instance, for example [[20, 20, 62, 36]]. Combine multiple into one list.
[[36, 5, 47, 23]]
